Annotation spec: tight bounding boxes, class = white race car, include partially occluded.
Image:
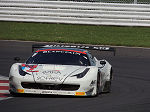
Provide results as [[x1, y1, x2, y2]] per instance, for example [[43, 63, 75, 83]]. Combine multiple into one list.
[[9, 44, 115, 96]]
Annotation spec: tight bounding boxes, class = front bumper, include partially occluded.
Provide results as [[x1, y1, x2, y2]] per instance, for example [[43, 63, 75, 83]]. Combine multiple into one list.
[[10, 83, 96, 96], [9, 72, 97, 96], [18, 88, 87, 96]]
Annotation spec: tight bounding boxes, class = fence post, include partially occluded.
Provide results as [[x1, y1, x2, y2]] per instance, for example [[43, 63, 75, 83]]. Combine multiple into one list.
[[134, 0, 137, 4]]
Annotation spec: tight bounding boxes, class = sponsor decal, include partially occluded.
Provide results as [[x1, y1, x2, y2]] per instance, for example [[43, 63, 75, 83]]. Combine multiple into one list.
[[25, 89, 74, 95], [36, 76, 63, 81], [24, 89, 38, 93], [41, 91, 73, 95], [90, 80, 96, 86], [21, 64, 39, 72], [42, 50, 82, 55], [43, 45, 89, 49], [42, 91, 53, 94], [42, 70, 61, 75], [93, 47, 110, 50], [36, 49, 86, 54]]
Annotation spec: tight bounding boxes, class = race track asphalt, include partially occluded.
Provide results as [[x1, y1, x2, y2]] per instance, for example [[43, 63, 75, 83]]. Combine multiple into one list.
[[0, 40, 150, 112]]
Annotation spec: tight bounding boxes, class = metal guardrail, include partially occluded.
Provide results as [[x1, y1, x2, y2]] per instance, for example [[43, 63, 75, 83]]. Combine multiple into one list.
[[0, 0, 150, 26], [37, 0, 150, 4], [58, 0, 149, 4]]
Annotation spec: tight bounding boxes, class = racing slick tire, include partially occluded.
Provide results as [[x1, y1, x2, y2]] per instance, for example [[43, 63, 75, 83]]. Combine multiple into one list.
[[95, 73, 101, 97], [103, 81, 111, 93], [9, 90, 17, 96], [102, 69, 113, 93], [9, 90, 21, 97]]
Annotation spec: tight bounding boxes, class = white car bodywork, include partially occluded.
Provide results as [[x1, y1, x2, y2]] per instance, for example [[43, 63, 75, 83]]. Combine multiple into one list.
[[9, 45, 113, 96]]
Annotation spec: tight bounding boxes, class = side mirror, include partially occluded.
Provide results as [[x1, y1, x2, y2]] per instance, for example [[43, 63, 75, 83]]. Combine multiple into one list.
[[100, 61, 106, 65], [14, 57, 21, 62]]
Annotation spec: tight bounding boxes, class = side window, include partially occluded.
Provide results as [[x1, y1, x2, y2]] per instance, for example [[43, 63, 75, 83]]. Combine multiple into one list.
[[88, 53, 96, 66]]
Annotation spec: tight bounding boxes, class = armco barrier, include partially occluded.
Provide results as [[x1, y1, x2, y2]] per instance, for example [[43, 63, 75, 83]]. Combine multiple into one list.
[[0, 0, 150, 26]]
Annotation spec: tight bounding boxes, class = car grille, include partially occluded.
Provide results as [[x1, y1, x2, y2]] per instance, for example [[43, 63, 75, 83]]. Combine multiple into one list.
[[21, 82, 80, 91]]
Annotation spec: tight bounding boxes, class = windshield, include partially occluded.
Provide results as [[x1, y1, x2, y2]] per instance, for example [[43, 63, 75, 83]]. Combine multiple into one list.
[[26, 50, 90, 66]]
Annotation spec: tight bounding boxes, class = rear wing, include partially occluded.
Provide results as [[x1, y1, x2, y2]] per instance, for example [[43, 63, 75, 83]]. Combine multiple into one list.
[[32, 44, 116, 56]]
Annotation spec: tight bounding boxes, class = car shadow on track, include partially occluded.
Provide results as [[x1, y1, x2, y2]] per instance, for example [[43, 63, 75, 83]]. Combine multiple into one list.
[[9, 93, 106, 98], [10, 93, 91, 98]]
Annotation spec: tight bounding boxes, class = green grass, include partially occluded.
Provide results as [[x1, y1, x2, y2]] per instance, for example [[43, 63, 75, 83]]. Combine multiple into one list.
[[0, 21, 150, 47]]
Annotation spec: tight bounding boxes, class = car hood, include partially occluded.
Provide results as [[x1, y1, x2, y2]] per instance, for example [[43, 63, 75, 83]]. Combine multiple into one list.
[[21, 64, 86, 84]]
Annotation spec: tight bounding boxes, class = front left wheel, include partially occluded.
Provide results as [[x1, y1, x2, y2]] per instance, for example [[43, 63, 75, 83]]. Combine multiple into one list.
[[95, 73, 101, 96]]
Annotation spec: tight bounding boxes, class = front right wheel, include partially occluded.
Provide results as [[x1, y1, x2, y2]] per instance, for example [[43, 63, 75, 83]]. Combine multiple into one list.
[[102, 69, 113, 93], [103, 81, 111, 93]]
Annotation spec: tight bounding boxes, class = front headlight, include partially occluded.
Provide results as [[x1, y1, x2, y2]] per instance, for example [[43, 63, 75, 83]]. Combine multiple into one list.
[[19, 65, 29, 76], [72, 68, 90, 78]]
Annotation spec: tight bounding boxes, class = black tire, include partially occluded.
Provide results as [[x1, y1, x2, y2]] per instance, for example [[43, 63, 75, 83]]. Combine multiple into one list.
[[9, 90, 16, 96], [103, 81, 111, 93], [9, 90, 20, 97], [95, 74, 101, 96], [103, 68, 113, 93]]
